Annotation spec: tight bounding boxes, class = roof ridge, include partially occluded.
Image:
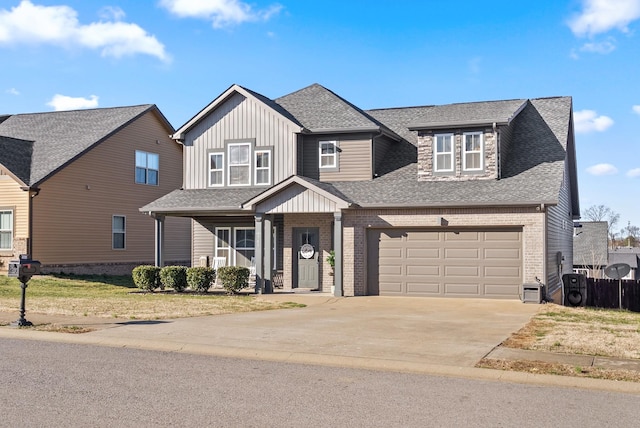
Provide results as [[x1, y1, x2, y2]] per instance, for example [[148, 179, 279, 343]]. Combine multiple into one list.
[[9, 104, 154, 117]]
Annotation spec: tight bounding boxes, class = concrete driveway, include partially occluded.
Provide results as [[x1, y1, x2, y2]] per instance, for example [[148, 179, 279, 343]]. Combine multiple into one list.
[[61, 294, 540, 370]]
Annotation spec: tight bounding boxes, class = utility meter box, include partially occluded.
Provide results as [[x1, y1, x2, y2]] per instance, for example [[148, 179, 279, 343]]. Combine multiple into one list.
[[521, 283, 542, 303], [8, 255, 41, 282]]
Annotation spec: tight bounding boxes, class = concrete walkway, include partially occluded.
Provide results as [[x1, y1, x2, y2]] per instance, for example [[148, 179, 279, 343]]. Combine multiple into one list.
[[1, 294, 639, 394]]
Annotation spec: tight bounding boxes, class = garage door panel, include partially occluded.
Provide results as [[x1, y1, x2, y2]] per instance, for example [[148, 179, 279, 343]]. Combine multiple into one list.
[[484, 266, 521, 278], [380, 248, 403, 258], [445, 248, 479, 259], [406, 248, 440, 258], [406, 231, 440, 241], [485, 284, 521, 296], [445, 283, 481, 294], [370, 228, 522, 298], [407, 265, 440, 276], [485, 248, 520, 259], [484, 231, 520, 241], [446, 265, 479, 276], [407, 282, 440, 294], [444, 231, 480, 241], [379, 281, 402, 293]]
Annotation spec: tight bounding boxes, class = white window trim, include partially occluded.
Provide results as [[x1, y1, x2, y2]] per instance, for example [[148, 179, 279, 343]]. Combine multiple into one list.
[[0, 209, 13, 251], [112, 215, 126, 250], [208, 152, 224, 187], [215, 227, 232, 265], [319, 141, 337, 169], [434, 133, 454, 172], [254, 149, 271, 186], [227, 142, 252, 187], [462, 132, 483, 172], [234, 227, 256, 267], [135, 151, 159, 186]]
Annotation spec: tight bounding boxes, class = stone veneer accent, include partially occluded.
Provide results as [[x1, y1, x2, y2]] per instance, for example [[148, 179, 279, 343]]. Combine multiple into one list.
[[417, 128, 497, 181], [341, 207, 545, 296]]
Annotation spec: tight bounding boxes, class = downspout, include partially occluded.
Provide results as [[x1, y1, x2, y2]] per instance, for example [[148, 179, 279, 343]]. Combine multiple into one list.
[[27, 188, 40, 257], [540, 203, 551, 301], [493, 122, 500, 179]]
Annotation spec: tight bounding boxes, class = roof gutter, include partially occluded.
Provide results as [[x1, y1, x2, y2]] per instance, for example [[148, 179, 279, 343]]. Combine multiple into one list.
[[408, 119, 510, 131]]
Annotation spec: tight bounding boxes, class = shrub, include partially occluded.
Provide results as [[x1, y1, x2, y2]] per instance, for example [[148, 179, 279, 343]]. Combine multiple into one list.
[[216, 266, 250, 294], [186, 267, 215, 293], [132, 265, 161, 292], [159, 266, 188, 292]]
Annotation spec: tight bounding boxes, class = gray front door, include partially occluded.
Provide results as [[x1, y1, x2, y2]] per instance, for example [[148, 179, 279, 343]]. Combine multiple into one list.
[[294, 228, 319, 288]]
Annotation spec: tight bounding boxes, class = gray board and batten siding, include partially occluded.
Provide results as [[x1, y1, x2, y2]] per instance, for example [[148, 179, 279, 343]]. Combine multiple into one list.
[[182, 92, 301, 190]]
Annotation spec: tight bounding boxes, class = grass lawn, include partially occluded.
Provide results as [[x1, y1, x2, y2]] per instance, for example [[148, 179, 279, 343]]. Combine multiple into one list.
[[0, 274, 304, 321], [478, 304, 640, 382]]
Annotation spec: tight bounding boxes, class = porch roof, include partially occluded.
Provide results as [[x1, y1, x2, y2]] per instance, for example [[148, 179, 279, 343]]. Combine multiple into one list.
[[139, 187, 260, 216], [242, 175, 354, 213]]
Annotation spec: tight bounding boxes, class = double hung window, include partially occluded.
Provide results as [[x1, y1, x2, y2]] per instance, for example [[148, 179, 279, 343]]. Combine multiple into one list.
[[135, 151, 159, 185], [319, 141, 337, 169], [228, 143, 251, 186], [209, 152, 224, 186], [112, 215, 126, 250], [255, 150, 271, 185], [463, 132, 483, 171], [0, 210, 13, 250], [434, 134, 454, 172]]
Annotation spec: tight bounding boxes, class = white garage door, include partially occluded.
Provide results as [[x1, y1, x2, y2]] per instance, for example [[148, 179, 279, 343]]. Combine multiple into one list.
[[367, 228, 523, 298]]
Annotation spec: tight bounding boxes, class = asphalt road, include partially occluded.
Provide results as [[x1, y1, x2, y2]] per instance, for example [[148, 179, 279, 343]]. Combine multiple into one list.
[[1, 338, 639, 427]]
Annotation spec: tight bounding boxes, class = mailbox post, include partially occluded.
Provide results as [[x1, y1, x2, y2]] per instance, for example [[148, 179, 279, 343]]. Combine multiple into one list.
[[7, 254, 41, 327]]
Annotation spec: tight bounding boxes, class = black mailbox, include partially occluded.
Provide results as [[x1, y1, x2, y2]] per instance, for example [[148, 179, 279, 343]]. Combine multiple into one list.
[[8, 256, 41, 282]]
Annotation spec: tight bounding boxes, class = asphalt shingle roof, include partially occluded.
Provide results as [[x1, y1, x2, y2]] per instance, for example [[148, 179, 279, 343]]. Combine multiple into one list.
[[0, 104, 157, 186], [573, 221, 609, 266], [140, 187, 263, 214], [274, 84, 396, 135], [330, 97, 572, 207], [143, 87, 574, 214], [0, 135, 33, 185]]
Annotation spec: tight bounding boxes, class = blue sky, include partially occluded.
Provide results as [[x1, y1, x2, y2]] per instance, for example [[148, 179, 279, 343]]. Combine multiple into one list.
[[1, 0, 639, 236]]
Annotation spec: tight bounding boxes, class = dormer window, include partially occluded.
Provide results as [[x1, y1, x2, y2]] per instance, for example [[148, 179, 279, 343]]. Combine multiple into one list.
[[434, 134, 454, 172], [319, 141, 337, 169], [463, 132, 483, 171]]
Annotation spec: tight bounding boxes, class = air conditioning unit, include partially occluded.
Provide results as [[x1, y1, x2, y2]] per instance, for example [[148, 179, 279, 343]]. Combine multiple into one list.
[[521, 283, 541, 303]]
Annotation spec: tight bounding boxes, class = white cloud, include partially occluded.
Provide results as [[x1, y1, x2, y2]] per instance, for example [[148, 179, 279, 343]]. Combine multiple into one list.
[[579, 40, 616, 54], [633, 105, 640, 115], [99, 6, 126, 21], [160, 0, 283, 28], [586, 163, 619, 176], [574, 109, 614, 133], [568, 0, 640, 37], [627, 168, 640, 177], [46, 94, 99, 111], [0, 1, 169, 62], [6, 88, 20, 95]]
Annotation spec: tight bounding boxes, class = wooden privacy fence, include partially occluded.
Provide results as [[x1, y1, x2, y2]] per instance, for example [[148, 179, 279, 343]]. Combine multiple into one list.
[[586, 278, 640, 312]]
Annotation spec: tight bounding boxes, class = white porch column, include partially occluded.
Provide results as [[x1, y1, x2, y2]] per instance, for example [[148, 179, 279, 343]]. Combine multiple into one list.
[[154, 215, 165, 267], [333, 211, 343, 297]]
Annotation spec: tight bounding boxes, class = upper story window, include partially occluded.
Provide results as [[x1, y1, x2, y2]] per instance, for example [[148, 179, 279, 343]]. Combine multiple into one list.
[[135, 151, 159, 185], [463, 132, 483, 171], [434, 134, 454, 172], [112, 215, 126, 250], [228, 142, 251, 186], [0, 210, 13, 250], [319, 141, 337, 169], [209, 152, 224, 187], [207, 141, 272, 188], [255, 150, 271, 185]]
